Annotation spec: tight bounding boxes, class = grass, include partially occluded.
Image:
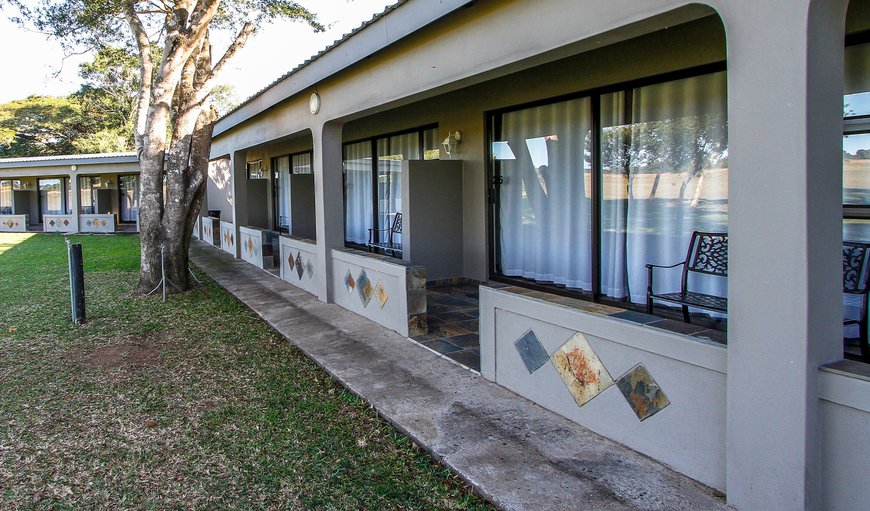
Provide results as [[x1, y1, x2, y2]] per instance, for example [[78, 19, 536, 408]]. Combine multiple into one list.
[[0, 233, 494, 510]]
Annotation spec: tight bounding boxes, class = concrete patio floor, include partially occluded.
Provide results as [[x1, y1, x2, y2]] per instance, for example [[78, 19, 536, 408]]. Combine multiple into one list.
[[189, 240, 730, 511]]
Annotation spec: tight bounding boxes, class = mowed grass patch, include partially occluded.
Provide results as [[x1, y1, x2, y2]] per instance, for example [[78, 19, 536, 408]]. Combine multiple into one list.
[[0, 233, 493, 510]]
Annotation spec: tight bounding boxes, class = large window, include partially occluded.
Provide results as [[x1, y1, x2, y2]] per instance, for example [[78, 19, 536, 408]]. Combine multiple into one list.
[[844, 41, 870, 241], [490, 67, 728, 310], [79, 176, 100, 214], [0, 180, 13, 214], [38, 177, 71, 221], [343, 126, 439, 245]]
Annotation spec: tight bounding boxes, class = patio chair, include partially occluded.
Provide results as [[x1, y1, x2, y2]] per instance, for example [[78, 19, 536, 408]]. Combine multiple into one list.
[[367, 212, 403, 258], [646, 231, 728, 323], [843, 241, 870, 363]]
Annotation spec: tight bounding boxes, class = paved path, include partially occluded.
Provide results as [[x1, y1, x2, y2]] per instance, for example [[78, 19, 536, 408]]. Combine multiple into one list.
[[190, 240, 730, 511]]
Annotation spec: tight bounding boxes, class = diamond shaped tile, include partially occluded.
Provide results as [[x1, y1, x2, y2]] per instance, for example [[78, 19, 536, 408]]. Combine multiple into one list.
[[288, 253, 295, 270], [306, 260, 314, 279], [344, 269, 355, 292], [295, 252, 304, 279], [514, 329, 549, 374], [62, 219, 69, 226], [49, 220, 56, 227], [357, 270, 373, 307], [375, 281, 388, 308], [550, 333, 613, 407], [616, 363, 670, 421]]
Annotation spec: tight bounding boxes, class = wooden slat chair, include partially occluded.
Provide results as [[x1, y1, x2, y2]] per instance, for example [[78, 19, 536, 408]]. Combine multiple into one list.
[[843, 241, 870, 363], [646, 231, 728, 323], [367, 212, 403, 258]]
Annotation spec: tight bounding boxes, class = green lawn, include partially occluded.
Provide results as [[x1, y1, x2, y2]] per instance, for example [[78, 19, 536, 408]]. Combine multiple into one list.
[[0, 233, 493, 510]]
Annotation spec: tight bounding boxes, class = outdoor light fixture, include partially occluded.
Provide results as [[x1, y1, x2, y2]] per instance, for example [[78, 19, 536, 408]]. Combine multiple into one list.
[[442, 130, 462, 159], [70, 165, 77, 172], [309, 92, 321, 115]]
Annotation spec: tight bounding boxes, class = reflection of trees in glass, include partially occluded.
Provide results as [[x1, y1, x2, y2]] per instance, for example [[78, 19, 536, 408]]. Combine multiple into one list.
[[595, 113, 728, 203]]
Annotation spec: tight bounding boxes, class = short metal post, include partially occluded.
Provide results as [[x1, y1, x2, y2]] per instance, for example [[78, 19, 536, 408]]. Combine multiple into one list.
[[66, 240, 86, 324]]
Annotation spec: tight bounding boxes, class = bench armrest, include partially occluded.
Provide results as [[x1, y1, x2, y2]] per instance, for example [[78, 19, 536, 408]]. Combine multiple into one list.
[[646, 261, 685, 314], [645, 261, 685, 270]]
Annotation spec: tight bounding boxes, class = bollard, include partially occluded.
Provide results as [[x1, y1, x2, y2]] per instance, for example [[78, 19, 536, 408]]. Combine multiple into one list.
[[66, 240, 86, 324]]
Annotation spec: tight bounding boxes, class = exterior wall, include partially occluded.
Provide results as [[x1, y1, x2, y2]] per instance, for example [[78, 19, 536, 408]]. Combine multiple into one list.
[[480, 286, 727, 490], [42, 214, 74, 232], [207, 158, 233, 220], [819, 363, 870, 510], [0, 214, 28, 232], [80, 214, 115, 233], [200, 216, 221, 246], [279, 236, 321, 296], [331, 249, 426, 337], [220, 221, 236, 256]]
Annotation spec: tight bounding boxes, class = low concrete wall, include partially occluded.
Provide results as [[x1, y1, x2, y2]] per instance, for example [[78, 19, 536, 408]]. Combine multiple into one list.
[[80, 214, 115, 233], [220, 221, 236, 256], [279, 236, 320, 296], [331, 248, 426, 338], [0, 214, 28, 232], [479, 286, 727, 490], [192, 217, 200, 240], [43, 214, 74, 233], [819, 362, 870, 510], [201, 216, 220, 246], [239, 226, 266, 269]]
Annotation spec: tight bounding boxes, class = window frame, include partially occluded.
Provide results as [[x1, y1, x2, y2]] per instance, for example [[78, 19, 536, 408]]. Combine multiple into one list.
[[485, 62, 728, 317], [271, 150, 313, 233], [843, 34, 870, 222], [342, 124, 438, 248]]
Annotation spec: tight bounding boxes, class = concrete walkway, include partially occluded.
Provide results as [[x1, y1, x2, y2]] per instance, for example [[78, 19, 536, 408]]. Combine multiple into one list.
[[190, 240, 730, 511]]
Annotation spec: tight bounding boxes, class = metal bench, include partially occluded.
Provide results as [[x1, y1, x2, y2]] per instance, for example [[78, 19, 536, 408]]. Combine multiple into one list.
[[646, 231, 728, 323], [367, 212, 403, 258]]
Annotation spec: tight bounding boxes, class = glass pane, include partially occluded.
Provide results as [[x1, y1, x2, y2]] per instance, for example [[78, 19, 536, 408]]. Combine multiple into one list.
[[845, 43, 870, 116], [375, 133, 418, 245], [0, 180, 11, 214], [65, 177, 71, 215], [119, 175, 139, 222], [39, 178, 63, 216], [495, 96, 593, 291], [843, 133, 870, 205], [843, 220, 870, 356], [601, 71, 729, 304], [423, 127, 440, 160], [343, 141, 373, 244], [292, 152, 312, 174], [275, 156, 290, 231]]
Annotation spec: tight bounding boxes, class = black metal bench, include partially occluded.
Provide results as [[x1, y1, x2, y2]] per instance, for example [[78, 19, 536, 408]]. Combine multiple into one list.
[[843, 241, 870, 362], [367, 212, 403, 258], [646, 231, 728, 323]]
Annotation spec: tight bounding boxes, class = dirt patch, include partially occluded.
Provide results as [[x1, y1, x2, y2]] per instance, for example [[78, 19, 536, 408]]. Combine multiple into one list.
[[69, 341, 160, 370]]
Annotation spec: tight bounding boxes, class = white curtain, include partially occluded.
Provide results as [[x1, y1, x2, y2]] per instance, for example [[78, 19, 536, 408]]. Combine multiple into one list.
[[601, 71, 728, 303], [275, 155, 290, 231], [497, 97, 593, 290], [344, 141, 372, 244], [375, 133, 418, 244]]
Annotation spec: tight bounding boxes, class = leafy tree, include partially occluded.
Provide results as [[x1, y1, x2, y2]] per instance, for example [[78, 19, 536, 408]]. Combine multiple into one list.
[[0, 95, 86, 157], [4, 0, 322, 292]]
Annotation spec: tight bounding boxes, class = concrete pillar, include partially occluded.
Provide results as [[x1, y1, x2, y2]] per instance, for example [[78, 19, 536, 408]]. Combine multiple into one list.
[[312, 121, 345, 303], [68, 172, 80, 233], [721, 0, 847, 508], [230, 151, 247, 258]]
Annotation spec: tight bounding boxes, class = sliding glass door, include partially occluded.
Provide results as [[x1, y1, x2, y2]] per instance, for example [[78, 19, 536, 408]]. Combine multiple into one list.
[[119, 175, 139, 223]]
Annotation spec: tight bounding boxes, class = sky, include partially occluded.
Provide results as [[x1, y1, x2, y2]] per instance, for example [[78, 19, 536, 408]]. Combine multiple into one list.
[[0, 0, 394, 105]]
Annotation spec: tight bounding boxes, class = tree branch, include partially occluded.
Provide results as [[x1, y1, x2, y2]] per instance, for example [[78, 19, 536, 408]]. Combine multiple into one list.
[[124, 0, 154, 156]]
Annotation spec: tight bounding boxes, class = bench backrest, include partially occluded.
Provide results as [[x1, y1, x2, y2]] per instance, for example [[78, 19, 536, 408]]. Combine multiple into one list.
[[843, 241, 870, 295], [681, 231, 728, 292]]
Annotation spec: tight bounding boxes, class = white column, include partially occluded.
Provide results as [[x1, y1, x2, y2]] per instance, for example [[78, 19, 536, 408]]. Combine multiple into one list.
[[230, 151, 247, 258], [721, 1, 847, 509], [312, 121, 345, 303], [69, 172, 80, 233]]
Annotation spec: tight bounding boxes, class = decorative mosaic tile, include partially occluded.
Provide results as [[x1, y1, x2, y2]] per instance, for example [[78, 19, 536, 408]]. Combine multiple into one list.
[[295, 252, 304, 279], [616, 364, 670, 421], [344, 269, 355, 292], [62, 219, 69, 226], [305, 260, 314, 279], [408, 314, 428, 337], [550, 333, 613, 407], [288, 253, 295, 270], [246, 237, 256, 256], [357, 270, 373, 307], [49, 220, 56, 227], [514, 329, 549, 374], [375, 281, 388, 308]]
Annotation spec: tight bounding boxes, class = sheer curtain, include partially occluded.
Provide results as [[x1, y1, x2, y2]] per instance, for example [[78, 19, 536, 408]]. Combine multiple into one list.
[[601, 71, 728, 303], [376, 133, 419, 244], [496, 97, 593, 290], [344, 141, 372, 244], [275, 155, 290, 232]]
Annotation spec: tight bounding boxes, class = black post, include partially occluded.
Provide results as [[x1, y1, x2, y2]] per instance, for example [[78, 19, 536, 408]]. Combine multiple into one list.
[[67, 241, 86, 324]]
